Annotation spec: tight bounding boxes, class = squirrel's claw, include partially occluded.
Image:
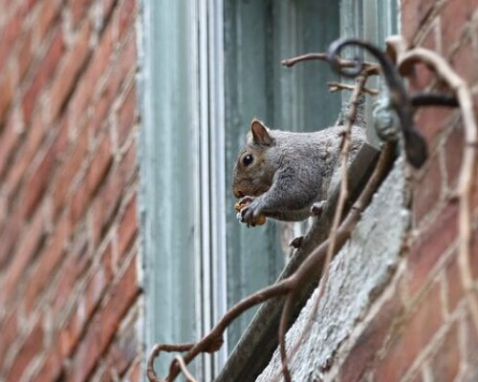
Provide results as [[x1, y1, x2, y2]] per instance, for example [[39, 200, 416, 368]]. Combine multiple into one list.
[[238, 195, 255, 205], [240, 205, 256, 227]]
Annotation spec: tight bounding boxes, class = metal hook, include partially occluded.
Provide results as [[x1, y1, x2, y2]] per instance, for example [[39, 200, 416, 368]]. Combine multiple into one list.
[[327, 38, 429, 168]]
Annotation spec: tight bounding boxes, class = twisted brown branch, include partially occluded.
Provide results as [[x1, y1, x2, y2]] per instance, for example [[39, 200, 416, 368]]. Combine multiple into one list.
[[328, 81, 378, 95], [147, 343, 194, 382], [174, 356, 198, 382], [147, 280, 295, 381], [282, 53, 380, 76]]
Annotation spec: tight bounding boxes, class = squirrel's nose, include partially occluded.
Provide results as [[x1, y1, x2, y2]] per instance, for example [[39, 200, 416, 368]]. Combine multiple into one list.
[[234, 189, 244, 199]]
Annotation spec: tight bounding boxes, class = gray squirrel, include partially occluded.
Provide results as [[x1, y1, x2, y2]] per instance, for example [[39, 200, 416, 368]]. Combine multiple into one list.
[[232, 119, 366, 227]]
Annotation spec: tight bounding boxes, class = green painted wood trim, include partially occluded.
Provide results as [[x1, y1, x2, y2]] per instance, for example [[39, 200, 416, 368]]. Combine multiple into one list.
[[138, 0, 200, 378]]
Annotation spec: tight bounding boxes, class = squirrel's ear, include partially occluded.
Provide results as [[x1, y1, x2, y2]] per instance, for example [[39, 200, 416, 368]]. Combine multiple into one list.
[[250, 119, 273, 146]]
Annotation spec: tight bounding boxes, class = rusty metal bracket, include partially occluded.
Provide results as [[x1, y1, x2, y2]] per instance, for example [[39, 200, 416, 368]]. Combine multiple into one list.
[[326, 38, 459, 168]]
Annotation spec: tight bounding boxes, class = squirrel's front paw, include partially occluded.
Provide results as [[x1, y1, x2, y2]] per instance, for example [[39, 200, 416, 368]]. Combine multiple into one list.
[[238, 199, 266, 227]]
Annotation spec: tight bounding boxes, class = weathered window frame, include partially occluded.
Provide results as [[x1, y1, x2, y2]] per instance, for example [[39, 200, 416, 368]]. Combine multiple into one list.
[[139, 1, 228, 379], [139, 0, 397, 381]]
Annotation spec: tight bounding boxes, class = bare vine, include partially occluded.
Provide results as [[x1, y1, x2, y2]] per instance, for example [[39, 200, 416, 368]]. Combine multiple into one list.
[[281, 53, 380, 76], [328, 81, 378, 95]]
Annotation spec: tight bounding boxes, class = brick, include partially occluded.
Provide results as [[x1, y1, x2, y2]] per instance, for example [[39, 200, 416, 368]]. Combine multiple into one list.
[[444, 120, 464, 188], [0, 113, 23, 179], [445, 251, 465, 314], [113, 35, 137, 92], [16, 0, 40, 16], [117, 195, 137, 261], [59, 244, 113, 357], [465, 309, 478, 368], [407, 202, 458, 295], [18, 29, 33, 81], [117, 0, 135, 40], [401, 0, 436, 43], [3, 208, 47, 301], [408, 371, 425, 382], [5, 116, 46, 200], [0, 310, 19, 370], [22, 140, 57, 218], [119, 141, 137, 186], [0, 10, 22, 71], [96, 368, 114, 382], [98, 254, 140, 350], [89, 36, 136, 136], [469, 0, 478, 13], [376, 283, 443, 382], [52, 229, 91, 317], [102, 0, 117, 19], [35, 346, 63, 382], [401, 0, 421, 43], [70, 255, 140, 382], [0, 0, 142, 376], [340, 291, 404, 382], [6, 318, 44, 382], [106, 325, 138, 376], [408, 25, 437, 92], [441, 0, 470, 54], [89, 87, 112, 135], [53, 129, 88, 217], [23, 28, 65, 125], [0, 70, 15, 124], [35, 0, 63, 46], [70, 181, 89, 224], [70, 0, 94, 28], [48, 21, 92, 122], [87, 14, 114, 84], [69, 18, 114, 129], [471, 227, 478, 280], [414, 106, 454, 148], [412, 153, 442, 224], [117, 84, 137, 146], [86, 134, 113, 197], [24, 213, 70, 312], [51, 117, 70, 164], [0, 209, 21, 270], [430, 322, 460, 382], [91, 169, 122, 245], [408, 63, 435, 93], [86, 244, 113, 313], [450, 37, 478, 84], [52, 259, 81, 318]]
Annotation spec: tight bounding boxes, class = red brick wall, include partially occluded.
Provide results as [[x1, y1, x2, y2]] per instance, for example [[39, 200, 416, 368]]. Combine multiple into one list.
[[340, 1, 478, 381], [0, 0, 143, 381]]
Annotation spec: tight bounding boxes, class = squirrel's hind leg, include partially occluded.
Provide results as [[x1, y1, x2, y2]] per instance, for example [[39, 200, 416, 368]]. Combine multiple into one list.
[[310, 200, 326, 217], [289, 236, 304, 249]]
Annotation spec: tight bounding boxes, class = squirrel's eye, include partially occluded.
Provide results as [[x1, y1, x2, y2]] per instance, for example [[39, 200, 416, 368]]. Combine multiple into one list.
[[242, 154, 254, 167]]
